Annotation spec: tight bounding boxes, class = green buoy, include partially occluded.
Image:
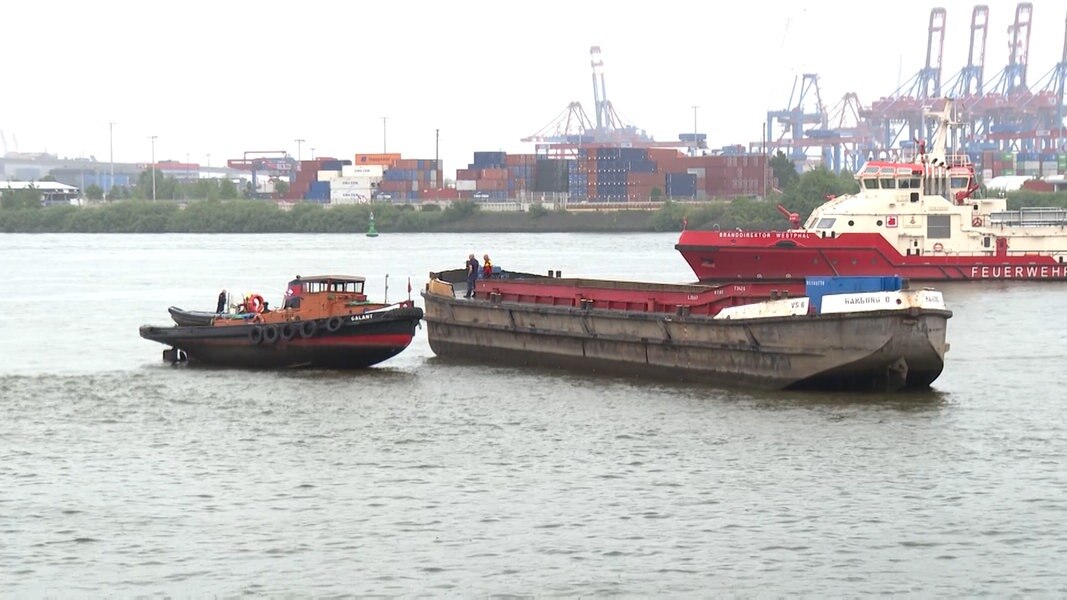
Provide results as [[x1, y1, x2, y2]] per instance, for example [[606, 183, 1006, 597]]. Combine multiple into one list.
[[366, 211, 379, 237]]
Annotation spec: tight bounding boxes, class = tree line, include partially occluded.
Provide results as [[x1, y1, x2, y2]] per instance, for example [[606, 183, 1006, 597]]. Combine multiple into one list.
[[4, 157, 1063, 233]]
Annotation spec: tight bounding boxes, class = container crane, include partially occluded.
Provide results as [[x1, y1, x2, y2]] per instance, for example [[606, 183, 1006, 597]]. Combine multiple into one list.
[[869, 7, 949, 151], [988, 2, 1033, 96], [1026, 11, 1067, 151], [522, 46, 685, 158], [763, 73, 827, 165], [945, 5, 989, 100], [226, 150, 296, 199]]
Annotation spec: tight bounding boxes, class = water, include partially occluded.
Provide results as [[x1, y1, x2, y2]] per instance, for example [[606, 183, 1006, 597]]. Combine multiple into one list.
[[2, 233, 1065, 596]]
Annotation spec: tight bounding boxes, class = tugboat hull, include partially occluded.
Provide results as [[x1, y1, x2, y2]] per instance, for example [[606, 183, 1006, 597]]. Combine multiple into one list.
[[140, 307, 423, 369]]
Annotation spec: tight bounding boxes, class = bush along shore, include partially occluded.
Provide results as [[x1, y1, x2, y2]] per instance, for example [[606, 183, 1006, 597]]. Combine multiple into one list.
[[3, 169, 1061, 234]]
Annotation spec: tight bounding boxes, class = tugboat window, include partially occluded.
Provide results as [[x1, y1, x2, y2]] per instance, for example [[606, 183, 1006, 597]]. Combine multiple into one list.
[[983, 237, 991, 248], [863, 179, 879, 190], [816, 217, 836, 229], [848, 220, 855, 226], [876, 220, 883, 226], [880, 178, 896, 189]]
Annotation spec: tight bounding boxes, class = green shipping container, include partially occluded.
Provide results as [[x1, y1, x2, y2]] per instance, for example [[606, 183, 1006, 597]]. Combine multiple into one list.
[[1058, 154, 1067, 168], [1001, 152, 1015, 162], [1000, 169, 1015, 176]]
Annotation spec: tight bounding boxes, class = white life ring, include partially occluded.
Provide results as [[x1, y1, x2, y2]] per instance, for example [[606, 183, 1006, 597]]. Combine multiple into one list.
[[932, 242, 944, 252]]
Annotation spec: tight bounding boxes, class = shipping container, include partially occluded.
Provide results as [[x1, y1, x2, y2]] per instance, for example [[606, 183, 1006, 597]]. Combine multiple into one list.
[[354, 153, 401, 167], [342, 164, 384, 178], [472, 151, 506, 169]]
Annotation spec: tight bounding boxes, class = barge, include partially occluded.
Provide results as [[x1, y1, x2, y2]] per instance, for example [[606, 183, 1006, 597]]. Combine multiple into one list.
[[422, 272, 951, 392]]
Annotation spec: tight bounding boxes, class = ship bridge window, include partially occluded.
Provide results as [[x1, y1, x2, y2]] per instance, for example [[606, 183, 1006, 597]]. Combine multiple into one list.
[[816, 217, 836, 229], [950, 176, 969, 188], [898, 178, 921, 189], [863, 179, 878, 190], [880, 178, 896, 189]]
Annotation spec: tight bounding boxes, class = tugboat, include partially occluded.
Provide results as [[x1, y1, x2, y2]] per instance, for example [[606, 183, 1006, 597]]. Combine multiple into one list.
[[676, 100, 1067, 283], [140, 275, 422, 369]]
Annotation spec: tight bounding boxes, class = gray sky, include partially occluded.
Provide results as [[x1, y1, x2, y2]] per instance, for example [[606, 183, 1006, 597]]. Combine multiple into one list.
[[2, 0, 1063, 173]]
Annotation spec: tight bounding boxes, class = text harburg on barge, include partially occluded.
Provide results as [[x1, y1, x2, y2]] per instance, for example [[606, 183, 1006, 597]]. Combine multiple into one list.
[[422, 270, 951, 392]]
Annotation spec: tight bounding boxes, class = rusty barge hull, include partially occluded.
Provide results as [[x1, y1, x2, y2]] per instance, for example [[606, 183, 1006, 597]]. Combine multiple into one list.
[[422, 292, 949, 392]]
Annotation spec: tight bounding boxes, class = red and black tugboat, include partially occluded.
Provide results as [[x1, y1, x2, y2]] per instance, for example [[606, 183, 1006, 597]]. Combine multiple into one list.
[[677, 101, 1067, 283], [140, 275, 423, 369]]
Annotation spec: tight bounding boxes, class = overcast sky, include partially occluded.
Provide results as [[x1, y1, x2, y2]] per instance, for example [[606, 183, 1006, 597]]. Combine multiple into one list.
[[2, 0, 1063, 173]]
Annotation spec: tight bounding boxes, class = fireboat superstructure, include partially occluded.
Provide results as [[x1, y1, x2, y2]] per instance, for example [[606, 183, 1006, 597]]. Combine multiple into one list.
[[677, 101, 1067, 283]]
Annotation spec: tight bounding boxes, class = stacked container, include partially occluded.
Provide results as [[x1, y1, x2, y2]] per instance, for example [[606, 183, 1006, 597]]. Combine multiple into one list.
[[377, 158, 442, 202], [455, 151, 510, 201], [1017, 153, 1041, 176]]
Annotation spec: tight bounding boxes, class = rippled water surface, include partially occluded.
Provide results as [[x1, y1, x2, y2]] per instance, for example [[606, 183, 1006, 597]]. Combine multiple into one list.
[[2, 233, 1065, 596]]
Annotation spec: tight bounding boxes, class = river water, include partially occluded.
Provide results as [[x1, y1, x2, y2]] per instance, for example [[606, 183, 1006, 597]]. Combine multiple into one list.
[[1, 233, 1065, 596]]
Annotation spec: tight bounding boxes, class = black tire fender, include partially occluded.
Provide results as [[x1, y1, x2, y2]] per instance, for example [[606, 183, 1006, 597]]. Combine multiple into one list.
[[325, 317, 343, 333], [249, 326, 264, 345], [262, 325, 280, 344], [300, 320, 317, 338], [279, 323, 295, 342]]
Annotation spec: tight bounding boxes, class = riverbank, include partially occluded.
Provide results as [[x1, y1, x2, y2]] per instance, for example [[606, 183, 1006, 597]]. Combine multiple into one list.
[[0, 198, 785, 234]]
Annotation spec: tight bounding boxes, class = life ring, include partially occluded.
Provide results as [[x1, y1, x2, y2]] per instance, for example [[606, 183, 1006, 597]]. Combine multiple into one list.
[[933, 242, 944, 252], [262, 325, 279, 344], [972, 216, 983, 227], [248, 294, 266, 314], [325, 316, 343, 333], [279, 323, 295, 342], [248, 326, 264, 345], [299, 320, 317, 338]]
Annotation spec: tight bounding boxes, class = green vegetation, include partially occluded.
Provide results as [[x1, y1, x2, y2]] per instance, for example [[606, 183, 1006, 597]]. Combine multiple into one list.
[[1005, 190, 1067, 210], [8, 162, 1059, 234], [1, 186, 43, 210]]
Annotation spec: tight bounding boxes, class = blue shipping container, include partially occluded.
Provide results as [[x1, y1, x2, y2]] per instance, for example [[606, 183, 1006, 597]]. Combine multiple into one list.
[[804, 276, 904, 312]]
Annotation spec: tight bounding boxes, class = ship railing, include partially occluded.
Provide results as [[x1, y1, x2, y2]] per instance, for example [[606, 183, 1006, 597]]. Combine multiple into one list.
[[989, 207, 1067, 227]]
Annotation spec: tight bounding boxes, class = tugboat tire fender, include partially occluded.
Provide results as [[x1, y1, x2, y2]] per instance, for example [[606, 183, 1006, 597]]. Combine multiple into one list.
[[249, 326, 264, 345], [300, 320, 317, 338], [325, 316, 344, 333], [279, 323, 295, 342], [262, 325, 280, 344]]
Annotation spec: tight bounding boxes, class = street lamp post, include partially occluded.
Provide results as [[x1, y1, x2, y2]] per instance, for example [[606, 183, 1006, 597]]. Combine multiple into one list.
[[381, 117, 388, 153], [692, 105, 699, 156], [108, 121, 114, 201], [294, 138, 304, 162], [435, 128, 440, 187], [310, 147, 316, 160], [150, 135, 157, 202]]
